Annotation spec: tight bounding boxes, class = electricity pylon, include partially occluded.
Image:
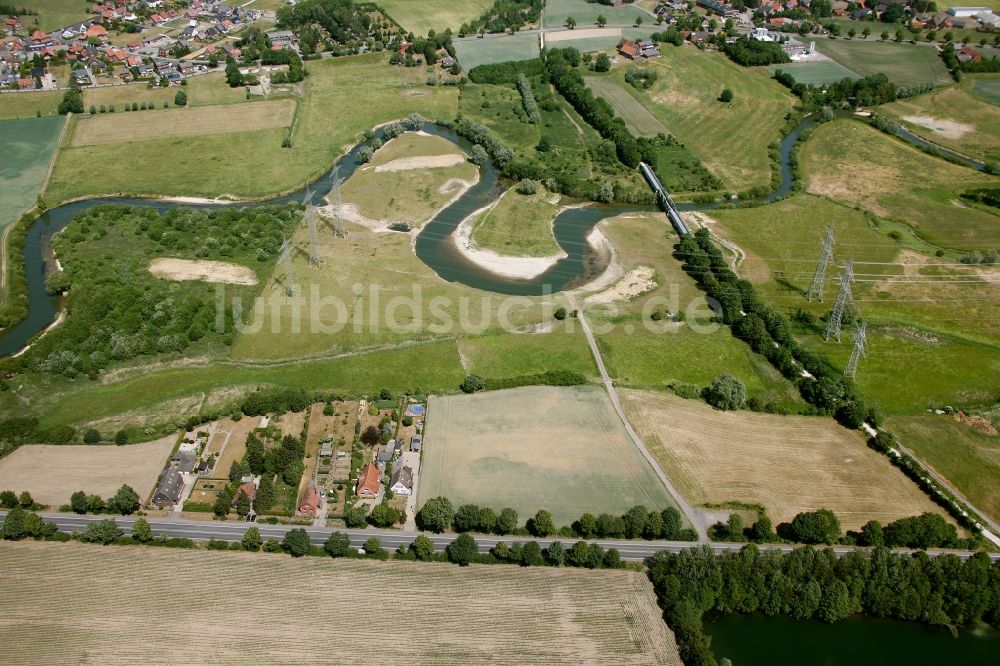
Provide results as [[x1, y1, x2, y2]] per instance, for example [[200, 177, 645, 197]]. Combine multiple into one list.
[[824, 260, 854, 342], [806, 227, 834, 302]]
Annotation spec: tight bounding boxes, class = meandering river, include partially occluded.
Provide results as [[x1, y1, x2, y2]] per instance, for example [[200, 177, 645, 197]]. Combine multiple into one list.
[[0, 112, 971, 357]]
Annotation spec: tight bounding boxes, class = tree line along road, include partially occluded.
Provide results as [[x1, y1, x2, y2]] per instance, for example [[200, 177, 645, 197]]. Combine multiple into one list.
[[4, 512, 996, 563]]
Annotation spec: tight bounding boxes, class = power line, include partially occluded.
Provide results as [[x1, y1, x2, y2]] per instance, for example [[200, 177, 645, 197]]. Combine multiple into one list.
[[825, 260, 854, 343], [845, 320, 868, 379], [806, 227, 834, 303]]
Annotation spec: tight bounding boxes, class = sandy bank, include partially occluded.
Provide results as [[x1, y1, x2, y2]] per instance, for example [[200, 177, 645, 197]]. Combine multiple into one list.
[[149, 258, 258, 285], [452, 202, 569, 280]]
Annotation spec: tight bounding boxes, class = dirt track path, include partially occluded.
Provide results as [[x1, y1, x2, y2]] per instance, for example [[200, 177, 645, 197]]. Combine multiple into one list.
[[568, 294, 708, 541]]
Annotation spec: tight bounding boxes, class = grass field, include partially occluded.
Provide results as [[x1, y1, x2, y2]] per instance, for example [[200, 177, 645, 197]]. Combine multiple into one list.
[[881, 81, 1000, 164], [708, 195, 1000, 415], [585, 76, 667, 137], [620, 389, 950, 530], [469, 187, 564, 257], [45, 54, 460, 202], [341, 132, 478, 228], [968, 75, 1000, 105], [801, 119, 1000, 251], [70, 100, 296, 146], [0, 91, 63, 119], [768, 59, 859, 85], [813, 40, 952, 87], [184, 72, 255, 106], [0, 436, 175, 506], [228, 206, 568, 359], [379, 0, 494, 34], [543, 0, 648, 28], [888, 414, 1000, 524], [582, 212, 800, 407], [0, 541, 682, 664], [607, 47, 797, 192], [18, 0, 92, 32], [454, 33, 540, 70], [419, 385, 675, 525], [0, 116, 63, 227], [545, 29, 624, 53], [21, 341, 466, 431]]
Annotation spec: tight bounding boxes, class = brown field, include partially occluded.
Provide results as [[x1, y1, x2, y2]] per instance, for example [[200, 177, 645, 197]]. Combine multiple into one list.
[[212, 417, 258, 479], [0, 436, 175, 506], [0, 541, 681, 665], [69, 99, 296, 146], [272, 409, 307, 440], [620, 390, 950, 530]]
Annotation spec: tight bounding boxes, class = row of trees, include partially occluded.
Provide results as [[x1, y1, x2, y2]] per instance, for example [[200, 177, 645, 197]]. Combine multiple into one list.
[[458, 370, 587, 394], [675, 227, 878, 425], [456, 0, 543, 36], [416, 497, 698, 541], [515, 73, 540, 124], [69, 484, 140, 515], [772, 70, 898, 111], [544, 48, 642, 168], [678, 228, 988, 534], [650, 544, 1000, 666]]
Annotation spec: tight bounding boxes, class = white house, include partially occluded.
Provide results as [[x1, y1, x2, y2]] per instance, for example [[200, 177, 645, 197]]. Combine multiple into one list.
[[751, 27, 775, 42], [390, 466, 413, 496]]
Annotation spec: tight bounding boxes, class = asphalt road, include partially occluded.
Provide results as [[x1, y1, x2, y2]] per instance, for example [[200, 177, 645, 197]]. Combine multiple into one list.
[[5, 511, 996, 563]]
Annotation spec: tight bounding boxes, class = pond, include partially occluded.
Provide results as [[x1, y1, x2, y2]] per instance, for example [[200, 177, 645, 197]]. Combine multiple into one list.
[[707, 613, 1000, 666]]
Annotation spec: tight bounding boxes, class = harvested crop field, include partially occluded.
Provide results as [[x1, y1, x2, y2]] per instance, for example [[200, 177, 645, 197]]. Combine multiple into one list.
[[70, 99, 296, 146], [148, 258, 258, 285], [586, 76, 667, 137], [419, 386, 675, 524], [620, 390, 949, 530], [0, 541, 682, 665], [0, 436, 175, 507]]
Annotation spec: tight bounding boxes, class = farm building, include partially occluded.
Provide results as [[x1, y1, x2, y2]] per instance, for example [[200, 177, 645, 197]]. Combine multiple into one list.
[[356, 463, 381, 499], [298, 480, 322, 516], [151, 467, 183, 508], [390, 466, 413, 496], [618, 39, 660, 60], [946, 5, 991, 16]]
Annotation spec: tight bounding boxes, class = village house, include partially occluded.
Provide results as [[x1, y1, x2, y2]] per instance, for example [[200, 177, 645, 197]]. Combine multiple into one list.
[[297, 479, 322, 516], [233, 481, 256, 505], [390, 466, 413, 496], [957, 45, 983, 62], [3, 16, 22, 34], [356, 463, 381, 499], [152, 466, 184, 508]]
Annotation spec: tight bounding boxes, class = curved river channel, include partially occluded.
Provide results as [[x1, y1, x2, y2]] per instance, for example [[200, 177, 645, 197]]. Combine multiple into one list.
[[0, 111, 960, 357]]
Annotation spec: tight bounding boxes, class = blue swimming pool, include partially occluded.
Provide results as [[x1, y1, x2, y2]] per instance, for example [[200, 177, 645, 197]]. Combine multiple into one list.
[[409, 405, 425, 415]]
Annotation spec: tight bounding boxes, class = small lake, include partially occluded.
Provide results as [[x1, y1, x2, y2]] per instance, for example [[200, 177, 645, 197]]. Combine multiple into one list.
[[708, 613, 1000, 666]]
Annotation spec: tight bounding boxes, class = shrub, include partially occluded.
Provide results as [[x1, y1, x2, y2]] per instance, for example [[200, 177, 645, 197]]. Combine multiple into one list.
[[702, 374, 746, 411]]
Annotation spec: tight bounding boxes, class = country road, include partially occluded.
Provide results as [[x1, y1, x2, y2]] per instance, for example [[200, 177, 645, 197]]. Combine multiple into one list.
[[568, 294, 710, 541], [3, 511, 995, 563]]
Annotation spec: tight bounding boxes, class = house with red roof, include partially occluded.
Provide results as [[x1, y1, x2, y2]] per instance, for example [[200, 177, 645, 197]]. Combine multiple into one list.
[[356, 463, 381, 499], [618, 38, 642, 59], [233, 481, 256, 505], [298, 480, 322, 516], [85, 24, 108, 40]]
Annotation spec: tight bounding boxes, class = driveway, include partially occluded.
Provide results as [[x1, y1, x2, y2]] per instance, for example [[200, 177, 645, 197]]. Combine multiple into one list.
[[400, 451, 420, 531]]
